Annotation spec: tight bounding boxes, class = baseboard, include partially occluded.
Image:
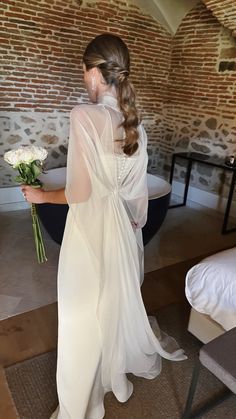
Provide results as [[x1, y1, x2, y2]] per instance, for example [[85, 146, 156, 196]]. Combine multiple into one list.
[[0, 186, 30, 212], [0, 180, 236, 216], [172, 180, 236, 217]]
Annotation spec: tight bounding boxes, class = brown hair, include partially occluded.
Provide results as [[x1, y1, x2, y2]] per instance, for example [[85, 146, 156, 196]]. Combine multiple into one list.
[[83, 33, 139, 156]]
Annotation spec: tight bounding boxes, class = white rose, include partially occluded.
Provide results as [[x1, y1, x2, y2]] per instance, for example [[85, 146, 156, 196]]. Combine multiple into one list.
[[4, 149, 19, 166], [32, 146, 48, 161], [4, 146, 48, 167], [19, 147, 34, 163]]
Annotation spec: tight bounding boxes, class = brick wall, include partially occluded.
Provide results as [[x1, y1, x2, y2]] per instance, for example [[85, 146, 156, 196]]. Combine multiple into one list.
[[0, 0, 172, 186], [203, 0, 236, 32], [1, 0, 236, 201]]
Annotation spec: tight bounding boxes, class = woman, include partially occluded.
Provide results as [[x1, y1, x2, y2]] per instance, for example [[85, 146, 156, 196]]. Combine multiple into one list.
[[22, 34, 186, 419]]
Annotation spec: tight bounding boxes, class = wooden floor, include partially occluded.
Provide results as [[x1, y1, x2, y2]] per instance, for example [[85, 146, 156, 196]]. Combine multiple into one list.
[[0, 303, 58, 419], [0, 256, 199, 419]]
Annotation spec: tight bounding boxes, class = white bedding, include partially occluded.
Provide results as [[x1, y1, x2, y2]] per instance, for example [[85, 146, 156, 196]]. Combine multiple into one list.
[[185, 247, 236, 331]]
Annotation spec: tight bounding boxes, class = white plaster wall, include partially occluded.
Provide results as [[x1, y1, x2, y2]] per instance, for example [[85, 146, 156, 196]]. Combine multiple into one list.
[[83, 0, 199, 35]]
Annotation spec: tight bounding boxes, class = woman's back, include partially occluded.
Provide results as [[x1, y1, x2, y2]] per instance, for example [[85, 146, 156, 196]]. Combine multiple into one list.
[[66, 94, 149, 233]]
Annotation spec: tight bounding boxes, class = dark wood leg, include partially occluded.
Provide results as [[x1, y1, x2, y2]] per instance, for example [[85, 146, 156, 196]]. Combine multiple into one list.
[[169, 154, 176, 184], [183, 159, 192, 205], [169, 157, 192, 208], [182, 360, 201, 419], [222, 171, 236, 234], [182, 360, 231, 419]]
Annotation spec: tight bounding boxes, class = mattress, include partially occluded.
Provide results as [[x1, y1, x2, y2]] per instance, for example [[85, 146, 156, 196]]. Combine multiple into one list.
[[185, 247, 236, 331], [188, 307, 225, 344]]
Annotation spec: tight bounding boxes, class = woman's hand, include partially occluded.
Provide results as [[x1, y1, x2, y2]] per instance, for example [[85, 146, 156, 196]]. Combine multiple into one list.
[[21, 185, 46, 204], [21, 186, 67, 204]]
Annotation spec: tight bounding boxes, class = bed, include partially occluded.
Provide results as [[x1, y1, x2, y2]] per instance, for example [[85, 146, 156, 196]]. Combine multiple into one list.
[[185, 246, 236, 343]]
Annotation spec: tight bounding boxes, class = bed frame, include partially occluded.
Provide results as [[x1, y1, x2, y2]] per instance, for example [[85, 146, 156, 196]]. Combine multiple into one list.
[[188, 307, 225, 344]]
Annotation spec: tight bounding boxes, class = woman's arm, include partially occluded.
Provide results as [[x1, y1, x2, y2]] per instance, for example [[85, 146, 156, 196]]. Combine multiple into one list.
[[21, 185, 67, 204]]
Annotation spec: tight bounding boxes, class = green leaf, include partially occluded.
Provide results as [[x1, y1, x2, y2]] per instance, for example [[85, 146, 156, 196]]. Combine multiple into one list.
[[18, 165, 24, 176], [14, 175, 24, 183], [31, 181, 42, 188], [18, 164, 30, 183], [31, 161, 41, 179]]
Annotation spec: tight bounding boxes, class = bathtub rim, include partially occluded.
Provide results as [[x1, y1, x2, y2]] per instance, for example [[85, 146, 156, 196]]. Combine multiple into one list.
[[39, 167, 171, 200]]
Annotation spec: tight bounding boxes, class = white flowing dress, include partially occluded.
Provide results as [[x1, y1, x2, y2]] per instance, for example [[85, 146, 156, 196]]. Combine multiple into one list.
[[50, 94, 186, 419]]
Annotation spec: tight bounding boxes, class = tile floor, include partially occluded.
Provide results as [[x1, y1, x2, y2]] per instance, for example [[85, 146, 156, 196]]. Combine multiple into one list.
[[0, 200, 236, 320], [144, 199, 236, 272], [0, 210, 59, 320]]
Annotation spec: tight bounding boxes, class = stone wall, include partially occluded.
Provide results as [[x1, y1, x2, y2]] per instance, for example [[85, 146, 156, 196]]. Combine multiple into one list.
[[0, 112, 69, 185]]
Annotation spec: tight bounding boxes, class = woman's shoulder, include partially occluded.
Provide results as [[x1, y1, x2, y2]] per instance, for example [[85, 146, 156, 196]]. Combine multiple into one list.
[[70, 103, 108, 137], [70, 103, 106, 120]]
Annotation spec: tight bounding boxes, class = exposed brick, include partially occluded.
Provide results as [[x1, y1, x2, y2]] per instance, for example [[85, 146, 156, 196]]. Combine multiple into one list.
[[1, 0, 169, 115], [202, 0, 236, 32], [0, 0, 235, 175]]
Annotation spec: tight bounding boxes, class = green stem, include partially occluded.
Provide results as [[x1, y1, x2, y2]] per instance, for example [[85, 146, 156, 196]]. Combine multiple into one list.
[[31, 203, 47, 263], [35, 215, 47, 261]]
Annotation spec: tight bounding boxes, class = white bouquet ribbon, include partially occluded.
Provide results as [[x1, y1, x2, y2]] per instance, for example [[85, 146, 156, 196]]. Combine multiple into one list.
[[4, 146, 48, 263]]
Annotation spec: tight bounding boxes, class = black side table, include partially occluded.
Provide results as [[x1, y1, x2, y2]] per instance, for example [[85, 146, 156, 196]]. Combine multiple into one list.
[[169, 151, 236, 234]]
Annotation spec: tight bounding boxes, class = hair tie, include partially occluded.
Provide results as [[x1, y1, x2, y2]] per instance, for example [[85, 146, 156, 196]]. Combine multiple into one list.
[[118, 69, 129, 82], [120, 69, 129, 77]]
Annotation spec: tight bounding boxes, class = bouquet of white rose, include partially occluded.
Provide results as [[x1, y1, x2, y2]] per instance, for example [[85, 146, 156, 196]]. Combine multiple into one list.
[[4, 145, 48, 263]]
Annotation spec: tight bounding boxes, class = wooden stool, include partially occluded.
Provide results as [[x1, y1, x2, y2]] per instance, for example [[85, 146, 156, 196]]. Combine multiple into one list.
[[182, 327, 236, 418]]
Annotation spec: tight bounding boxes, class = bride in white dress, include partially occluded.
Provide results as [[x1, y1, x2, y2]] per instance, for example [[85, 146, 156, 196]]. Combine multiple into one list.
[[22, 34, 186, 419]]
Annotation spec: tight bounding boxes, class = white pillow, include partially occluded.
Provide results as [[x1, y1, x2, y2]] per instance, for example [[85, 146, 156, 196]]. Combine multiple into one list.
[[185, 247, 236, 331]]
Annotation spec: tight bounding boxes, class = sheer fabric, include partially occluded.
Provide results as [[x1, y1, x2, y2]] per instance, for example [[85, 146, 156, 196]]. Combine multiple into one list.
[[51, 94, 186, 419]]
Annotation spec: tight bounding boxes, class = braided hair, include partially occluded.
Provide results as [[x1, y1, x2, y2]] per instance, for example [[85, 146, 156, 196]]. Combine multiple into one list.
[[83, 33, 139, 156]]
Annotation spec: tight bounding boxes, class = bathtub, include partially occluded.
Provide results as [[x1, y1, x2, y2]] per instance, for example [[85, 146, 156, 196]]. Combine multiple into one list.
[[38, 167, 171, 246]]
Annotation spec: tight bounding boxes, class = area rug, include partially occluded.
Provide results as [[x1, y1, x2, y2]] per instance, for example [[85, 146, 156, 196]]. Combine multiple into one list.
[[5, 303, 236, 419]]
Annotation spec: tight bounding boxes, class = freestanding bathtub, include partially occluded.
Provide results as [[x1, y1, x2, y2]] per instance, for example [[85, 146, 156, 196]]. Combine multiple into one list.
[[38, 167, 171, 246]]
